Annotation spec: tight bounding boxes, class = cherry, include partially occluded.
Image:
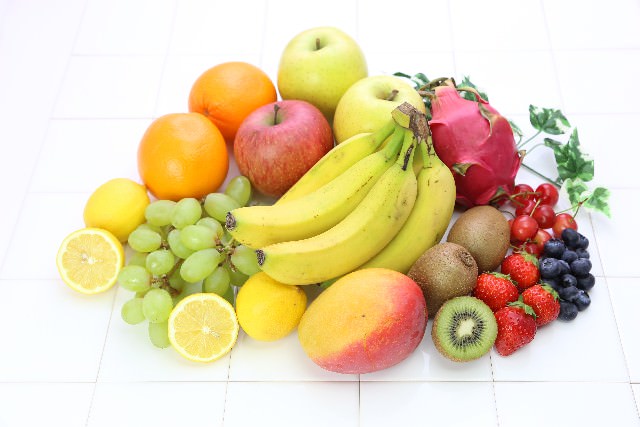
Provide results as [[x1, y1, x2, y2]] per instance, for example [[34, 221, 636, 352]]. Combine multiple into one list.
[[532, 228, 552, 254], [532, 204, 556, 229], [536, 183, 559, 207], [511, 214, 539, 242], [552, 213, 578, 237], [515, 199, 537, 216], [512, 183, 535, 206]]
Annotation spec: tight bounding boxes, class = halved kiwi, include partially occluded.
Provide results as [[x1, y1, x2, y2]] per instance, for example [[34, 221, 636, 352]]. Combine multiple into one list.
[[431, 296, 497, 362]]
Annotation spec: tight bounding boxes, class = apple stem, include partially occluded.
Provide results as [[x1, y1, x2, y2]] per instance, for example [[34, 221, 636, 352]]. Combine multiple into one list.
[[273, 103, 280, 125], [386, 89, 399, 101], [315, 37, 321, 50]]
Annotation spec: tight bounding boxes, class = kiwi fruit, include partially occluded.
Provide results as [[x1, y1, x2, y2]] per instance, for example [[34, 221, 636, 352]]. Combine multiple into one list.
[[446, 205, 510, 272], [407, 242, 478, 317], [431, 296, 498, 362]]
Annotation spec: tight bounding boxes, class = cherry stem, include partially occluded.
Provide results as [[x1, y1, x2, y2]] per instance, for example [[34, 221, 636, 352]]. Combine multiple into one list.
[[520, 162, 562, 188]]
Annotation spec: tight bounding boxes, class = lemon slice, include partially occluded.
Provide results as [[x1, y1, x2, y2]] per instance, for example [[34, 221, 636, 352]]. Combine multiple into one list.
[[168, 293, 239, 363], [56, 227, 124, 294]]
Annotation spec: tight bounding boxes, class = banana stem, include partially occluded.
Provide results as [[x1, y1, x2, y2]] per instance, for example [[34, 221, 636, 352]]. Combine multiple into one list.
[[419, 134, 434, 168], [371, 119, 398, 147], [381, 126, 405, 159]]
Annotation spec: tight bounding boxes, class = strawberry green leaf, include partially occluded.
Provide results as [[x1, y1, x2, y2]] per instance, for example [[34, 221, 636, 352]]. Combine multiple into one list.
[[529, 105, 571, 135]]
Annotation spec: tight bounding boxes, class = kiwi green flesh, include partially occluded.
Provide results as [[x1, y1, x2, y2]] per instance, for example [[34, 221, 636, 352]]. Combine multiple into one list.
[[432, 296, 497, 362]]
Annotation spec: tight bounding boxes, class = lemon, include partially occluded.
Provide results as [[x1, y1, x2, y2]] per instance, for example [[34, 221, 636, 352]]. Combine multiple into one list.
[[236, 272, 307, 341], [83, 178, 150, 242], [56, 227, 124, 294], [168, 293, 239, 363]]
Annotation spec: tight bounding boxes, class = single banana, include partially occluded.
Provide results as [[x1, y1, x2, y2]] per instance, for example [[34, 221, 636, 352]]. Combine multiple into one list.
[[276, 119, 396, 204], [256, 129, 419, 285], [225, 126, 405, 248], [357, 136, 456, 273]]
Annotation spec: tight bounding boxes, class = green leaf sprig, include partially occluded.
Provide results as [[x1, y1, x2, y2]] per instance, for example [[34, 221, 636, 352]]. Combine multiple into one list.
[[393, 72, 611, 218]]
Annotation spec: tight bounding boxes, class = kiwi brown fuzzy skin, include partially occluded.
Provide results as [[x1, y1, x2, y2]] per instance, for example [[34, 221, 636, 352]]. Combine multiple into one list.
[[407, 242, 478, 317], [431, 296, 498, 362], [446, 205, 510, 273]]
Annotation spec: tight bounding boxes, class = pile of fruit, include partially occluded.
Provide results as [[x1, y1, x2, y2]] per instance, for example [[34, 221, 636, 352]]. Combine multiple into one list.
[[55, 26, 607, 371]]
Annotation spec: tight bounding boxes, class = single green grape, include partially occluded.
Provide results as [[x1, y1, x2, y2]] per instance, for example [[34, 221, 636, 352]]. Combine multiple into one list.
[[180, 248, 223, 283], [171, 197, 202, 229], [145, 200, 176, 227], [196, 217, 224, 239], [167, 229, 195, 259], [224, 175, 252, 207], [224, 264, 249, 287], [142, 288, 173, 323], [202, 267, 231, 296], [222, 283, 235, 306], [121, 297, 145, 325], [148, 321, 171, 349], [180, 224, 216, 251], [127, 251, 147, 267], [145, 249, 175, 276], [203, 192, 240, 223], [118, 265, 152, 292], [230, 244, 261, 276], [168, 269, 186, 292], [128, 227, 162, 253]]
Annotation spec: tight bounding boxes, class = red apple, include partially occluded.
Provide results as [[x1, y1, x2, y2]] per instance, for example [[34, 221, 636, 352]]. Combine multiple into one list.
[[234, 100, 334, 197]]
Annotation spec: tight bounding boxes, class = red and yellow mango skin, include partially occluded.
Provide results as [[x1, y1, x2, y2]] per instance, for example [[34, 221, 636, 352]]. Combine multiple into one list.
[[298, 268, 427, 374]]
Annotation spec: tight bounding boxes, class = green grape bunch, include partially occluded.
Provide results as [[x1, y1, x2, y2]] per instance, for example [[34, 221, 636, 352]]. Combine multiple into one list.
[[117, 175, 258, 349]]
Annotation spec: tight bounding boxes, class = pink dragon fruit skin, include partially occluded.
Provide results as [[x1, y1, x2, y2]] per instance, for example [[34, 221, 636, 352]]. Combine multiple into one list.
[[429, 85, 522, 208]]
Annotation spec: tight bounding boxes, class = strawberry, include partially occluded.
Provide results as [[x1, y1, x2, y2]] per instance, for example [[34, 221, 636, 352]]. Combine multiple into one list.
[[494, 301, 537, 356], [501, 252, 540, 292], [521, 284, 560, 326], [473, 272, 519, 312]]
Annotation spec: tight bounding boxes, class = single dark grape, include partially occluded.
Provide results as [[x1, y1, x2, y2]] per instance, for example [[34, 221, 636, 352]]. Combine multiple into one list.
[[558, 301, 579, 321], [540, 257, 562, 279], [574, 291, 591, 311], [561, 227, 580, 249], [571, 258, 592, 276], [575, 233, 589, 250], [543, 239, 566, 259], [575, 248, 590, 259], [560, 273, 578, 288], [577, 274, 596, 291], [561, 250, 578, 264]]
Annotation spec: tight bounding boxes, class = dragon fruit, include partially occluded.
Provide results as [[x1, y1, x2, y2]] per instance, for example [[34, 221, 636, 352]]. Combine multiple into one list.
[[429, 85, 522, 208]]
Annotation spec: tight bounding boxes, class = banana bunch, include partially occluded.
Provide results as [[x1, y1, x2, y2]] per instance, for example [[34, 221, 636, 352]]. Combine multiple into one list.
[[225, 103, 456, 285]]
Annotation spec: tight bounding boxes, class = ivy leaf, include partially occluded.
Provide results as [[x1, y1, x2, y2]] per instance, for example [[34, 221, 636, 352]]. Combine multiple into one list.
[[543, 129, 594, 183], [529, 105, 571, 135], [459, 76, 489, 102], [562, 179, 611, 217], [393, 72, 429, 90], [583, 187, 611, 217], [563, 178, 590, 206]]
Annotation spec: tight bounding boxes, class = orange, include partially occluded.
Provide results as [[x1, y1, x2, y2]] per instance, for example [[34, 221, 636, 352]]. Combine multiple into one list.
[[137, 112, 228, 201], [188, 62, 277, 143]]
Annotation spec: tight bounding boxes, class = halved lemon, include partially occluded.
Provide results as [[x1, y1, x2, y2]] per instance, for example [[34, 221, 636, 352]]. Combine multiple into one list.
[[168, 293, 239, 363], [56, 227, 124, 294]]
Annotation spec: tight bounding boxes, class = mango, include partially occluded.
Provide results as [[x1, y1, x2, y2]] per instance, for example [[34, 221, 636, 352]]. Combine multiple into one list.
[[298, 268, 427, 374]]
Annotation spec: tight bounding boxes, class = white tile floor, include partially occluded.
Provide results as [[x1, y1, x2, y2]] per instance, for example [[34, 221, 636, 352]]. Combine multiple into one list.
[[0, 0, 639, 425]]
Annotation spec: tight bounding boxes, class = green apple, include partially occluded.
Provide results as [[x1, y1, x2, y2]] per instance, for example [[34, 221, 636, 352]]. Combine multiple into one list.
[[333, 75, 427, 143], [277, 27, 368, 123]]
